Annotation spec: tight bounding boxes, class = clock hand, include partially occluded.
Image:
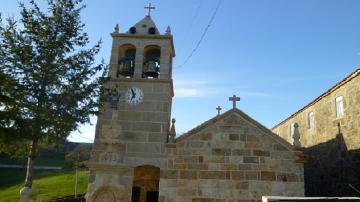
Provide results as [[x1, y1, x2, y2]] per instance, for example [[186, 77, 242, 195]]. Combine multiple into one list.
[[131, 88, 136, 100]]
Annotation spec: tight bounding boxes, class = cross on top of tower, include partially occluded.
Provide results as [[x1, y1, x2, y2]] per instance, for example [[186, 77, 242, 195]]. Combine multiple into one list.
[[144, 3, 156, 16], [229, 95, 240, 109]]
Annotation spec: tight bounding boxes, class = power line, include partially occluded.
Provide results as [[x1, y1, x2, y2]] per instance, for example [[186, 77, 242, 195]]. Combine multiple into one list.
[[72, 133, 93, 142], [175, 0, 222, 69], [188, 0, 203, 30]]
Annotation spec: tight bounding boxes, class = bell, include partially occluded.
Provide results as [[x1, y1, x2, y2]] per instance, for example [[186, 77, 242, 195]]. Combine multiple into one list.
[[117, 55, 135, 77], [145, 60, 159, 78]]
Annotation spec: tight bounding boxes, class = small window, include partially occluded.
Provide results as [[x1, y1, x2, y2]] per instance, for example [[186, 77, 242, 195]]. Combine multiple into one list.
[[308, 112, 315, 129], [335, 96, 344, 118], [290, 123, 295, 137]]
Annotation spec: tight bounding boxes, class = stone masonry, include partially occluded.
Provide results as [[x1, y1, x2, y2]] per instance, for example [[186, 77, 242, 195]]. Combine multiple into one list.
[[85, 14, 305, 202], [160, 109, 304, 202], [272, 68, 360, 196], [272, 68, 360, 149]]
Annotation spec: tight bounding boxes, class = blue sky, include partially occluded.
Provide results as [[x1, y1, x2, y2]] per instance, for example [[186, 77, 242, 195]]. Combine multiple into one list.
[[2, 0, 360, 142]]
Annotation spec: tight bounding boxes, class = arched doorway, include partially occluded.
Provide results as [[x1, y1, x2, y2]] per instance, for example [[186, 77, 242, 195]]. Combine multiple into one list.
[[131, 165, 160, 202]]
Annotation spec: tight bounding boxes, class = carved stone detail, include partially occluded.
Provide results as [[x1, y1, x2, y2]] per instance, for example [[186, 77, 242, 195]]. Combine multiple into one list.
[[94, 190, 116, 202], [99, 152, 123, 164], [223, 114, 243, 124], [292, 123, 301, 148]]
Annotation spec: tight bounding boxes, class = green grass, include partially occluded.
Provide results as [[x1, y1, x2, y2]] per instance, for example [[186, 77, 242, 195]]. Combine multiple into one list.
[[0, 168, 89, 202]]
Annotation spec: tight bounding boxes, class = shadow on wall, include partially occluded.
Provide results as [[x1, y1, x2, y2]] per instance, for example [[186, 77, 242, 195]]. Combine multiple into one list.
[[304, 131, 360, 197]]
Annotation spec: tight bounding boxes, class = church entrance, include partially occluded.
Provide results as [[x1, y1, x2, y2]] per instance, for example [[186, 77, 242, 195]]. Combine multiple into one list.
[[131, 165, 160, 202]]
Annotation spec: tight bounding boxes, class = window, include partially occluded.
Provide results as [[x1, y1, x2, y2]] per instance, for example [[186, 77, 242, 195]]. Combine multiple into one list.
[[308, 112, 315, 129], [335, 96, 344, 118], [290, 123, 295, 137]]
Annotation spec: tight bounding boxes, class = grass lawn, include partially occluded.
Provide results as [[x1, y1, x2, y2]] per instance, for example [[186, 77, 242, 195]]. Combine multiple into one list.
[[0, 168, 89, 202]]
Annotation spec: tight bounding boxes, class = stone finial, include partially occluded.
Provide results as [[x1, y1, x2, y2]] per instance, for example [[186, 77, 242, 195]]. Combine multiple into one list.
[[165, 26, 171, 35], [114, 24, 119, 33], [292, 123, 301, 148], [169, 118, 176, 143]]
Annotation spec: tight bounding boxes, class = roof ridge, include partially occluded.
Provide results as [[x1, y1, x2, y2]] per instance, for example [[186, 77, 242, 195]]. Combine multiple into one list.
[[175, 108, 293, 150], [175, 108, 235, 142], [272, 67, 360, 130]]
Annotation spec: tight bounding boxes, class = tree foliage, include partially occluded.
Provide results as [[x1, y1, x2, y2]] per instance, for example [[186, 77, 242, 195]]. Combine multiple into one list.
[[0, 0, 106, 187]]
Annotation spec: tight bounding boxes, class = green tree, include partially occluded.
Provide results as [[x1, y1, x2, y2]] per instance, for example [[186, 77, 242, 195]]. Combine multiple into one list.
[[0, 0, 106, 195]]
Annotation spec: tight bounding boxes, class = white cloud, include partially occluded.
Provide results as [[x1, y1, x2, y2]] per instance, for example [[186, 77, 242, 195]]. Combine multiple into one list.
[[175, 87, 220, 97], [173, 77, 220, 98], [175, 88, 204, 97], [174, 79, 208, 87]]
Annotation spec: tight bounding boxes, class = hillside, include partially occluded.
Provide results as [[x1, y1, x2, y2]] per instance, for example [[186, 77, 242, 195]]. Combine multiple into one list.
[[0, 142, 92, 168]]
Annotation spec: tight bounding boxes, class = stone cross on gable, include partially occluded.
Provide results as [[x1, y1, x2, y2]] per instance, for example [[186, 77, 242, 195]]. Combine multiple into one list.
[[229, 95, 240, 109], [216, 105, 222, 115], [144, 3, 155, 16]]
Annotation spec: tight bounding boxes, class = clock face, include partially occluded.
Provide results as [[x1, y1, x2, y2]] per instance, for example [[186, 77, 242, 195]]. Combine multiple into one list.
[[126, 87, 144, 105]]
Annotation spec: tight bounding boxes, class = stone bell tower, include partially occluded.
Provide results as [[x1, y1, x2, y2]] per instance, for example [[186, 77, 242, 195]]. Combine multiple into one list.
[[85, 8, 175, 202]]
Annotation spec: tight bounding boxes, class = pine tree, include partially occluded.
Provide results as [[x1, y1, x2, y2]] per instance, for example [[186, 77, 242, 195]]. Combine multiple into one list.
[[0, 0, 106, 196]]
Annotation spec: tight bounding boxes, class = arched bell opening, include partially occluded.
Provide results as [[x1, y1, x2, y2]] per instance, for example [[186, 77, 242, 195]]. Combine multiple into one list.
[[117, 44, 136, 78], [143, 45, 161, 79], [131, 165, 160, 202]]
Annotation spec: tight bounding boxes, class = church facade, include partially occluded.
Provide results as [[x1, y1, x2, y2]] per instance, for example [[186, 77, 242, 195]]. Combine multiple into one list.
[[85, 14, 304, 202]]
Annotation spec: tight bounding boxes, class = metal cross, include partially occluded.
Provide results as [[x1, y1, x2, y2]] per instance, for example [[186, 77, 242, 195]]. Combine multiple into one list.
[[144, 3, 155, 16], [229, 95, 240, 109], [216, 105, 222, 115]]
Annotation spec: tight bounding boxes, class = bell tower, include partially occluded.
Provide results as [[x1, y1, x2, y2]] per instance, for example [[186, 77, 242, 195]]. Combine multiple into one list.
[[86, 12, 175, 202]]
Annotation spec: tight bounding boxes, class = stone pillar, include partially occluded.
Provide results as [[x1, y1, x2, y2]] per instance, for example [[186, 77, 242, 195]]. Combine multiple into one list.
[[19, 186, 31, 202], [109, 40, 120, 78], [134, 46, 144, 78], [159, 46, 170, 79]]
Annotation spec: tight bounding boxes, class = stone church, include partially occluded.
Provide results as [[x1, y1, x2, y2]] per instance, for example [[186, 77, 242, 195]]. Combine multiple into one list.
[[272, 68, 360, 196], [85, 13, 305, 202]]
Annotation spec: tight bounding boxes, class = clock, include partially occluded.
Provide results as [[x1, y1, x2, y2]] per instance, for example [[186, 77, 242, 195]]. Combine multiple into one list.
[[126, 87, 144, 105]]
